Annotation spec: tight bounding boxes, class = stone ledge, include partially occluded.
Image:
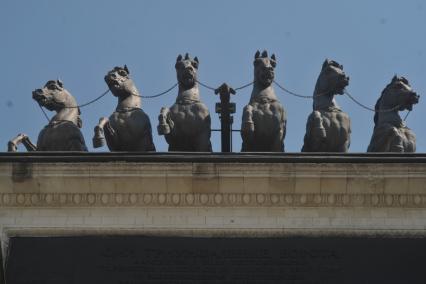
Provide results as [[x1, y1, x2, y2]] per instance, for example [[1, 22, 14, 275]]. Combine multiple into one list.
[[4, 227, 426, 238], [2, 152, 426, 164]]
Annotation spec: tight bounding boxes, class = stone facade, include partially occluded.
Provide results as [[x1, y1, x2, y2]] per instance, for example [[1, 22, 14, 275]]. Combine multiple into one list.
[[1, 154, 426, 273]]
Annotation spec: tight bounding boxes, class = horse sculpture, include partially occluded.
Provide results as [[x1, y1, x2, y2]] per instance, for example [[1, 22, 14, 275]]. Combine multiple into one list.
[[92, 65, 156, 151], [367, 75, 419, 152], [241, 50, 286, 152], [157, 53, 212, 151], [302, 59, 351, 152], [8, 80, 88, 152]]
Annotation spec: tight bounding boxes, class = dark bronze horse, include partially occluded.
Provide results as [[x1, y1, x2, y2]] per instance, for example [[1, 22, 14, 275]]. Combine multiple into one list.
[[302, 59, 351, 152], [92, 66, 155, 151], [8, 80, 87, 152], [367, 75, 419, 152], [157, 54, 212, 151], [241, 50, 286, 152]]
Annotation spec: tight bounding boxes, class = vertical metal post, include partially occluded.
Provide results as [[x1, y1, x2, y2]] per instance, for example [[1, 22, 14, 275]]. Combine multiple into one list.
[[215, 83, 236, 153]]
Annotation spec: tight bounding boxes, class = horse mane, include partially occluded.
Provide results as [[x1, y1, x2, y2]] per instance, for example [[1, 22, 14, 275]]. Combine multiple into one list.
[[374, 79, 395, 127], [373, 94, 382, 127]]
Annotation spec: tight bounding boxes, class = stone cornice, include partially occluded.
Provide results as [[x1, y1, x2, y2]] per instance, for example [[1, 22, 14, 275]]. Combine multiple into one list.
[[0, 162, 424, 178], [2, 152, 426, 164]]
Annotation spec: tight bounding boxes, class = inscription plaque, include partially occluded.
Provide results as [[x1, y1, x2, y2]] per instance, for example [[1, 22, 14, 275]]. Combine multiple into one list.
[[5, 236, 426, 283]]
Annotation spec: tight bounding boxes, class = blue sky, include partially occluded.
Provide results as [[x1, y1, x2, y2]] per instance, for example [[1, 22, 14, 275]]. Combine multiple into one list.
[[1, 0, 425, 152]]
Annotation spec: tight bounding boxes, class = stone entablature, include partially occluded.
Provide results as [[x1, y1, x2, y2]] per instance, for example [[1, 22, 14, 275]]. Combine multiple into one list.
[[1, 153, 426, 274]]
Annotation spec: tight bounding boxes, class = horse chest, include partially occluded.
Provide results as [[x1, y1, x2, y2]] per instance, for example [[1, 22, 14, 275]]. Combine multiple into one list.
[[251, 103, 284, 127], [37, 122, 84, 151], [170, 103, 210, 128], [109, 110, 148, 137]]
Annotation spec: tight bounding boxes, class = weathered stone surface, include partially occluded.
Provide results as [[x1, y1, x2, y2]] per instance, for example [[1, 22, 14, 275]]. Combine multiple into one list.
[[1, 154, 426, 282]]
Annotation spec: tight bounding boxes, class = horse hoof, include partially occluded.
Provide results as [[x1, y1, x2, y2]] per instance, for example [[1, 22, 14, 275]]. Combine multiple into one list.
[[7, 141, 17, 152], [93, 136, 105, 148], [158, 124, 170, 135]]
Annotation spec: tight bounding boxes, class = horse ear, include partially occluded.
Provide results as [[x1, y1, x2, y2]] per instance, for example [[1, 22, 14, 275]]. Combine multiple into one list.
[[322, 59, 331, 70], [185, 53, 190, 60], [193, 56, 199, 69], [261, 50, 268, 58], [392, 74, 399, 83], [176, 54, 182, 62], [254, 50, 260, 59], [124, 65, 130, 74], [270, 54, 276, 68]]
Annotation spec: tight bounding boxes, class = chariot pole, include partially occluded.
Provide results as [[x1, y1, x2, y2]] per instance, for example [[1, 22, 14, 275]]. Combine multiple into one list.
[[215, 83, 236, 152]]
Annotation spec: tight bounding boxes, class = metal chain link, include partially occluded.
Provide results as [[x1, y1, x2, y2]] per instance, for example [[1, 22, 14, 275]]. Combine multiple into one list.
[[274, 80, 332, 99], [344, 90, 401, 113], [233, 81, 254, 91], [196, 80, 216, 91], [59, 89, 110, 109], [131, 82, 178, 98], [273, 80, 314, 98], [59, 81, 177, 110], [274, 80, 402, 114], [196, 79, 254, 92]]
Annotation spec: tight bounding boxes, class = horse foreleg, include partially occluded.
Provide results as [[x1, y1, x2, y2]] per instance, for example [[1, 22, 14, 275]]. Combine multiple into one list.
[[241, 105, 255, 151], [302, 111, 326, 152], [8, 133, 37, 152], [269, 128, 285, 152], [389, 135, 404, 152], [93, 117, 116, 149], [157, 107, 173, 135]]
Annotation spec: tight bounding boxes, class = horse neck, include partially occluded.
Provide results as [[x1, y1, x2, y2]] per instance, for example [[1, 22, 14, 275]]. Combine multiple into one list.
[[376, 100, 403, 127], [51, 107, 80, 126], [312, 81, 339, 111], [250, 82, 277, 103], [177, 83, 200, 102], [116, 94, 141, 111]]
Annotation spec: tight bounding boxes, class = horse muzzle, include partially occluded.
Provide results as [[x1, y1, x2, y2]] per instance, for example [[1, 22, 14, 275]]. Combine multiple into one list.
[[410, 92, 420, 105], [32, 89, 48, 103]]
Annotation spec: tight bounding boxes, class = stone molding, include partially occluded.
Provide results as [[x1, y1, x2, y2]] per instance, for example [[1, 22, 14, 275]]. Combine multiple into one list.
[[1, 192, 425, 208]]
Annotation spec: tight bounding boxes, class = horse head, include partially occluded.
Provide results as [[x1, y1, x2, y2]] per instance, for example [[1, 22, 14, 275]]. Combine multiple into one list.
[[32, 80, 82, 127], [104, 65, 138, 98], [316, 59, 349, 95], [380, 75, 419, 112], [175, 53, 199, 90], [174, 53, 202, 103], [253, 50, 276, 88]]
